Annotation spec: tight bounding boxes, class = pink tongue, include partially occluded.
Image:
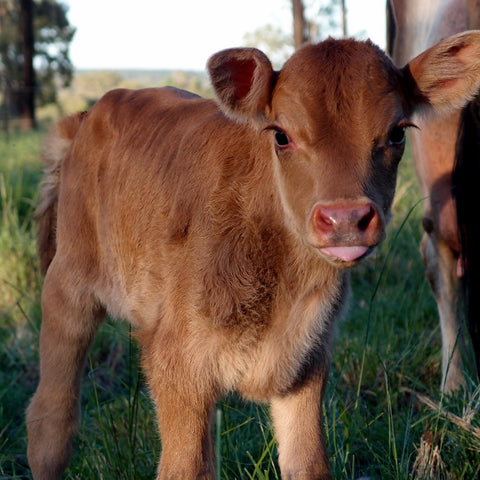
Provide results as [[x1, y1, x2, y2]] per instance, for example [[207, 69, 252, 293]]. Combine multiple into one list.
[[320, 246, 369, 262]]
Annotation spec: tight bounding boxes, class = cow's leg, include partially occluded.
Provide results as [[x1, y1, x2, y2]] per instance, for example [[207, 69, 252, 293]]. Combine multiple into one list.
[[420, 232, 465, 393], [26, 264, 105, 480], [270, 368, 331, 480], [141, 334, 218, 480]]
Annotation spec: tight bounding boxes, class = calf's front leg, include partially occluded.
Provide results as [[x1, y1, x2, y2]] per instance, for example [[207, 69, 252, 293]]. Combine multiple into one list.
[[141, 334, 218, 480], [270, 368, 331, 480]]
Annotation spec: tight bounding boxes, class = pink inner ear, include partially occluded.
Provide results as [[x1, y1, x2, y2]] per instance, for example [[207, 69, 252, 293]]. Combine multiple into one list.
[[224, 58, 256, 100]]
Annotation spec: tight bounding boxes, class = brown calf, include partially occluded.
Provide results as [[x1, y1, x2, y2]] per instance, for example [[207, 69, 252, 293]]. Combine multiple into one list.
[[27, 34, 480, 479]]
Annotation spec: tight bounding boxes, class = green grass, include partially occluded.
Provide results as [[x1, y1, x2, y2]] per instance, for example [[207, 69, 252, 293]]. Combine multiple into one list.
[[0, 131, 44, 479], [1, 130, 480, 479]]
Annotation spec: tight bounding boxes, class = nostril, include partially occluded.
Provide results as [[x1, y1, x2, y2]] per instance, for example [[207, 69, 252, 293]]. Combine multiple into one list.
[[357, 205, 376, 231], [313, 207, 336, 233]]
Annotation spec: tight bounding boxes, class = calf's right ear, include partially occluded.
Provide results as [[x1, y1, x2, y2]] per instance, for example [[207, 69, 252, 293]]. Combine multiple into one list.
[[407, 30, 480, 115], [207, 48, 275, 124]]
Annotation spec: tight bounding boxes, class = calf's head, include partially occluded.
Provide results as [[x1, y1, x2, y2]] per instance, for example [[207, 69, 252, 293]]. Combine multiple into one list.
[[208, 32, 480, 266]]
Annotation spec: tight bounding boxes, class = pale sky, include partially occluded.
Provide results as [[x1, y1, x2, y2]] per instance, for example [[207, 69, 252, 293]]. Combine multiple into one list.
[[63, 0, 387, 71]]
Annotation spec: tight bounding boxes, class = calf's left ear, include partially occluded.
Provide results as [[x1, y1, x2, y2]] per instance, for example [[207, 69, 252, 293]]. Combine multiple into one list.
[[208, 48, 275, 123], [407, 30, 480, 114]]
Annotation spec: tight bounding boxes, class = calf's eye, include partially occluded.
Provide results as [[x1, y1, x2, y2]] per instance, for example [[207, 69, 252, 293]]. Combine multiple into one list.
[[275, 130, 290, 147], [389, 125, 406, 146]]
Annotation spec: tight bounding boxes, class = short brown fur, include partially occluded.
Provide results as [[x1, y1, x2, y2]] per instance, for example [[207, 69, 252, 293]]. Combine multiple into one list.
[[27, 35, 480, 479]]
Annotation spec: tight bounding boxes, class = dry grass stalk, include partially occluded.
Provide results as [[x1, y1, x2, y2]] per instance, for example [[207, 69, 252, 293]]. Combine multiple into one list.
[[410, 389, 480, 441], [408, 387, 480, 479], [412, 430, 449, 480]]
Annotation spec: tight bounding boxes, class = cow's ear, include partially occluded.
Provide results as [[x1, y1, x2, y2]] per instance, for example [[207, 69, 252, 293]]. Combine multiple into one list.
[[208, 48, 275, 123], [406, 31, 480, 115]]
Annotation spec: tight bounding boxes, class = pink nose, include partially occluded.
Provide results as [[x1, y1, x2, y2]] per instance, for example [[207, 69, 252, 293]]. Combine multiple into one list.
[[312, 203, 382, 245]]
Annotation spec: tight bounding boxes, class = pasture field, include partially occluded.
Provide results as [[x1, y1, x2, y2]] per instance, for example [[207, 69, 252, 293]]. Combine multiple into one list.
[[1, 129, 480, 479]]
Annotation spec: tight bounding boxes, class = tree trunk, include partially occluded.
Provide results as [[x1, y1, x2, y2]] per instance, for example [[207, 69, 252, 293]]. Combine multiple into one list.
[[341, 0, 347, 37], [18, 0, 36, 130], [292, 0, 307, 50]]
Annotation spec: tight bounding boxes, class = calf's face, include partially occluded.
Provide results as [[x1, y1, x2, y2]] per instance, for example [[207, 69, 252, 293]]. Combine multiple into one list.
[[269, 40, 409, 265], [210, 39, 412, 267]]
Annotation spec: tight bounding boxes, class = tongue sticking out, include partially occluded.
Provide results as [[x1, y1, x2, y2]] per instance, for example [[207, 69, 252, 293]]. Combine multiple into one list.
[[319, 246, 370, 262]]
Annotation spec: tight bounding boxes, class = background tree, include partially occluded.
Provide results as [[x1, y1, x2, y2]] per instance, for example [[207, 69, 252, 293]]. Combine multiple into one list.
[[292, 0, 308, 49], [243, 0, 344, 68], [18, 0, 35, 130], [340, 0, 347, 37], [243, 24, 294, 69], [0, 0, 75, 131], [292, 0, 345, 49]]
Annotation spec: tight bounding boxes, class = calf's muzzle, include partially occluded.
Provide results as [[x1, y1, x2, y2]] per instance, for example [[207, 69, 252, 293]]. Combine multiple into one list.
[[311, 202, 384, 263]]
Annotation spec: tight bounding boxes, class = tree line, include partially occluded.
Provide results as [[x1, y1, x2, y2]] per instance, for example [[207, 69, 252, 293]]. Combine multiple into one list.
[[0, 0, 345, 132], [0, 0, 74, 131]]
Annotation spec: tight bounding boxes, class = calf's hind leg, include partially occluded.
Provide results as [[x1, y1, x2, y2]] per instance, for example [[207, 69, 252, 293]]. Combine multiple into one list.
[[27, 265, 105, 480]]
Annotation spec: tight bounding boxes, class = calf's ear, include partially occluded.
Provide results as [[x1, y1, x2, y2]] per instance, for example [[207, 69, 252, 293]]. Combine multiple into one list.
[[407, 30, 480, 114], [208, 48, 275, 123]]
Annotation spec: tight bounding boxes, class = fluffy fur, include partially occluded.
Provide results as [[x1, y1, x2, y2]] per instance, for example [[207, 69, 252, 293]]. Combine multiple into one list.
[[27, 33, 480, 480]]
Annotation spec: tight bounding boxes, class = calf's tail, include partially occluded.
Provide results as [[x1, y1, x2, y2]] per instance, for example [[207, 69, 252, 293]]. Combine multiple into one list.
[[35, 112, 85, 275], [453, 94, 480, 377]]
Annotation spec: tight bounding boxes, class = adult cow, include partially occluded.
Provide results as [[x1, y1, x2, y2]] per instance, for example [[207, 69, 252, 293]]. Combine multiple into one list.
[[389, 0, 480, 393], [27, 33, 480, 479]]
